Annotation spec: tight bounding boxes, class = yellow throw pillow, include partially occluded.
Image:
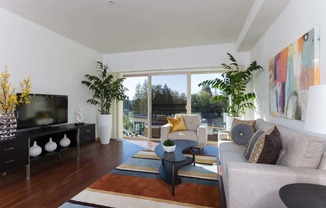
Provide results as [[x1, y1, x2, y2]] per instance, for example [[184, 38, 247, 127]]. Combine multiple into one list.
[[167, 115, 187, 132]]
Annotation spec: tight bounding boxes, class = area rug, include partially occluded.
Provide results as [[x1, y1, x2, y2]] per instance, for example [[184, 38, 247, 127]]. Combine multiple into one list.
[[60, 151, 219, 208]]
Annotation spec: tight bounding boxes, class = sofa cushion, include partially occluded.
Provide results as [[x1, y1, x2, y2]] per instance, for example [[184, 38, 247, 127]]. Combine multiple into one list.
[[168, 130, 197, 141], [249, 126, 281, 164], [218, 141, 247, 174], [318, 152, 326, 170], [180, 114, 201, 131], [243, 130, 264, 160], [277, 136, 324, 169], [167, 115, 187, 132], [231, 123, 253, 145]]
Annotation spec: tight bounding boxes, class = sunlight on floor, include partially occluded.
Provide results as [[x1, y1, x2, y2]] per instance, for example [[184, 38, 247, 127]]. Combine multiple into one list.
[[124, 138, 159, 151]]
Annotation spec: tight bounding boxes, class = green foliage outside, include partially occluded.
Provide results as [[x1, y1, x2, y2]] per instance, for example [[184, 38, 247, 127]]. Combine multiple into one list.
[[123, 79, 227, 133]]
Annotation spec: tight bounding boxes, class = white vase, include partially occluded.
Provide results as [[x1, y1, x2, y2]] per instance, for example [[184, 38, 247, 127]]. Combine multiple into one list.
[[163, 145, 176, 153], [98, 114, 112, 145], [60, 134, 71, 147], [29, 141, 42, 157], [45, 138, 57, 152], [225, 116, 242, 131]]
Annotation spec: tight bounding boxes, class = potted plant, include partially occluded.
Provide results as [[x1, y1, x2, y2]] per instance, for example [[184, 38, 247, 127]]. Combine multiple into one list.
[[163, 139, 176, 153], [81, 61, 128, 144], [199, 53, 262, 130]]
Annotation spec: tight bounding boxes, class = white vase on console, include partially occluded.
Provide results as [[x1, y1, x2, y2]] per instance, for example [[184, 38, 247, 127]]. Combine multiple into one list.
[[60, 134, 71, 148], [45, 138, 57, 152], [29, 141, 42, 157]]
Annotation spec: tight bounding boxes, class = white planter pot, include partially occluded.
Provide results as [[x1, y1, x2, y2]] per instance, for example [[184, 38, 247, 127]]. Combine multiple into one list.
[[98, 114, 112, 145], [163, 145, 176, 153], [225, 115, 242, 131]]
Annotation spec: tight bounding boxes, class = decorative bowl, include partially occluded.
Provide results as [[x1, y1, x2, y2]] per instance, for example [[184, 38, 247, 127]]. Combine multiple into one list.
[[163, 144, 176, 153]]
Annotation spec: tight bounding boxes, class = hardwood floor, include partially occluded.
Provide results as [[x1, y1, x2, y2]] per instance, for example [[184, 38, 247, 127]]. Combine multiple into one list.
[[0, 139, 219, 208], [0, 140, 145, 208]]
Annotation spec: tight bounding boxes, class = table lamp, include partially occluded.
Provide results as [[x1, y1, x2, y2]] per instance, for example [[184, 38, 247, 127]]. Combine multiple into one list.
[[304, 85, 326, 134]]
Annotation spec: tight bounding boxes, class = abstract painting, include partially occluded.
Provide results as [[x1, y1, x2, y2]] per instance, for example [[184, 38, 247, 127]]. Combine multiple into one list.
[[269, 28, 320, 120]]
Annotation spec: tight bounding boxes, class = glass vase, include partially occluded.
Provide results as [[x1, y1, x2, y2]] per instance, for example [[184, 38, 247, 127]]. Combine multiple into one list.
[[0, 112, 17, 140]]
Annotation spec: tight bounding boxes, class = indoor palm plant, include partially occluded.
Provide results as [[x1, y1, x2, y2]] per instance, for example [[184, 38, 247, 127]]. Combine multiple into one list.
[[82, 61, 128, 144], [199, 53, 262, 130]]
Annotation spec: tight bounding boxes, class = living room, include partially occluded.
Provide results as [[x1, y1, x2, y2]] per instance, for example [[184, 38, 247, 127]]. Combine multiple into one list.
[[0, 0, 326, 207]]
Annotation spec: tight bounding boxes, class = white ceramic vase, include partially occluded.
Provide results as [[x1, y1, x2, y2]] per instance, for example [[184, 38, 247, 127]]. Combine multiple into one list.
[[163, 145, 176, 153], [225, 115, 242, 131], [60, 134, 71, 147], [45, 138, 57, 152], [29, 141, 42, 157], [98, 114, 112, 145]]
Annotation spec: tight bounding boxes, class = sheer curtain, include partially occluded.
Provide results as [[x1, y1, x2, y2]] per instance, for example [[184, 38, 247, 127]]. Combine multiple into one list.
[[110, 72, 124, 139]]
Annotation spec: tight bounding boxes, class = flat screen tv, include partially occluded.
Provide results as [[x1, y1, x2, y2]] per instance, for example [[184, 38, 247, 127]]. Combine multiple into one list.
[[15, 93, 68, 130]]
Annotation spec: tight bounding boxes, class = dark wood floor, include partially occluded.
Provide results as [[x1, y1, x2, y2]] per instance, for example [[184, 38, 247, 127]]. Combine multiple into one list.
[[0, 139, 219, 208], [0, 140, 146, 208]]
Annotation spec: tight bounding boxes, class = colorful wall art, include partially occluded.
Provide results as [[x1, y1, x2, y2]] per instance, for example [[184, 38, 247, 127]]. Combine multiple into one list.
[[269, 28, 320, 120]]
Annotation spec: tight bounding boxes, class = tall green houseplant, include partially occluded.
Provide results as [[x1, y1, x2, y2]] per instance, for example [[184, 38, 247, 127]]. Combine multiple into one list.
[[81, 61, 128, 114], [199, 53, 262, 117], [81, 61, 128, 144]]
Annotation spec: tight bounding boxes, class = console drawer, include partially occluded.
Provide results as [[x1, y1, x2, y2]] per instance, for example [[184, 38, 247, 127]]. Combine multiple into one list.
[[0, 152, 28, 172], [0, 139, 28, 157], [79, 125, 95, 145]]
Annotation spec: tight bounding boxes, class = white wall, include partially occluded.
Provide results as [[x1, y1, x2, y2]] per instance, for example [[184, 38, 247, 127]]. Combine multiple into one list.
[[103, 43, 250, 72], [0, 8, 101, 124], [251, 0, 326, 133]]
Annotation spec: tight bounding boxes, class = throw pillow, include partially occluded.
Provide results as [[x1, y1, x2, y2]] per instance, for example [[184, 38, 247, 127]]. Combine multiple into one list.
[[277, 136, 324, 169], [318, 152, 326, 170], [231, 123, 253, 145], [243, 130, 264, 160], [167, 115, 187, 132], [249, 126, 281, 164], [232, 118, 256, 130]]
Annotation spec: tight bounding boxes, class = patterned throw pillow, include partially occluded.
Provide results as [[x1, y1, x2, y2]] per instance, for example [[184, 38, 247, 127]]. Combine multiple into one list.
[[167, 115, 187, 132], [243, 130, 264, 160], [231, 123, 253, 145], [249, 126, 281, 164], [232, 118, 256, 130]]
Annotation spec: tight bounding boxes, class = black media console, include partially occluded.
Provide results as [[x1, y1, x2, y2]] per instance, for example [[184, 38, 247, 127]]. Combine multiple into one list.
[[0, 123, 95, 179]]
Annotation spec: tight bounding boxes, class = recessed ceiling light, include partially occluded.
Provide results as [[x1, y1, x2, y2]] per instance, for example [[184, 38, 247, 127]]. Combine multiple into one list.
[[108, 0, 115, 6]]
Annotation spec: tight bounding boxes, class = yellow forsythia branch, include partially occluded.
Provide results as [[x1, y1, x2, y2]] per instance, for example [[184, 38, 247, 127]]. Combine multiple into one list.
[[0, 66, 32, 114]]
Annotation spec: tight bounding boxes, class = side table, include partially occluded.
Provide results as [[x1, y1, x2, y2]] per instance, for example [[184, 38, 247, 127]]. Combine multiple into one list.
[[218, 130, 230, 141], [154, 140, 198, 196], [279, 183, 326, 208]]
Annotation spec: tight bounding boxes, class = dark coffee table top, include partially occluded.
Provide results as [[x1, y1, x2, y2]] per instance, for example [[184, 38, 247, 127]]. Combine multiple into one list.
[[155, 140, 197, 163], [279, 183, 326, 208]]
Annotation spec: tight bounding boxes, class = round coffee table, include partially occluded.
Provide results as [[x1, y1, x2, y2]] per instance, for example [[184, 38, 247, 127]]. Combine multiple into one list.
[[154, 140, 198, 196], [279, 183, 326, 208]]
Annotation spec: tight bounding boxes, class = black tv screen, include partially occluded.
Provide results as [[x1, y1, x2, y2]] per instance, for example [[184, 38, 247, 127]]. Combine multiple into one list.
[[15, 94, 68, 130]]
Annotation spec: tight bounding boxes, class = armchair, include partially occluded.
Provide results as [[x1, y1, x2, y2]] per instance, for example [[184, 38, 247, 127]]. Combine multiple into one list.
[[161, 114, 208, 152]]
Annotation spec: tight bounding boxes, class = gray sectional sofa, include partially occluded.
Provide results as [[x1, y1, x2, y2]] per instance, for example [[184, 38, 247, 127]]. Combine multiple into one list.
[[218, 119, 326, 208]]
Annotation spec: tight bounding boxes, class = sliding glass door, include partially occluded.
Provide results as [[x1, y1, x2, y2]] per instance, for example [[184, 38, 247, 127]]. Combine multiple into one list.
[[191, 73, 227, 134], [123, 72, 225, 140], [150, 75, 187, 138], [123, 76, 148, 138]]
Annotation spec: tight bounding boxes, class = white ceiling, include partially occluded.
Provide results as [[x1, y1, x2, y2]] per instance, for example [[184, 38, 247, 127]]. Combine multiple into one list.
[[0, 0, 291, 54]]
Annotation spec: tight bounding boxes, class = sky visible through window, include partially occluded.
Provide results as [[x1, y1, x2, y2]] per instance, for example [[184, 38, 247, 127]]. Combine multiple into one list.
[[123, 73, 221, 99]]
